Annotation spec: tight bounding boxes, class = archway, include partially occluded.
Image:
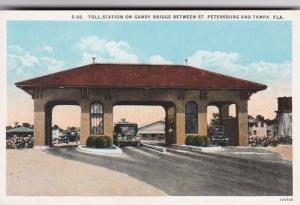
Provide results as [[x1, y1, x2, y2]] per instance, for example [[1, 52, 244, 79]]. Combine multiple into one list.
[[45, 101, 81, 147], [207, 102, 238, 146], [113, 101, 176, 146]]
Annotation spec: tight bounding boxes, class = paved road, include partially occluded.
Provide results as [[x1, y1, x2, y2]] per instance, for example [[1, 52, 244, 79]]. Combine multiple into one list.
[[47, 146, 292, 196]]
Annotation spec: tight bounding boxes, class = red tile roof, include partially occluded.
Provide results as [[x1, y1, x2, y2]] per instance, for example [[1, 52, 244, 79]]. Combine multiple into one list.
[[15, 63, 267, 91]]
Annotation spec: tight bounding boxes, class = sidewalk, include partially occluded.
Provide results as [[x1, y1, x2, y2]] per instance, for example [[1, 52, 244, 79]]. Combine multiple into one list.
[[6, 149, 166, 196]]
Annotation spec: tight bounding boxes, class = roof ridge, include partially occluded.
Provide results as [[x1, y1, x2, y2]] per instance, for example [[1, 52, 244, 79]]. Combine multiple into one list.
[[139, 120, 164, 129]]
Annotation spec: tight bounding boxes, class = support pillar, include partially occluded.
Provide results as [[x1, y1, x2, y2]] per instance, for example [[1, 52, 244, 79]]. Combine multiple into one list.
[[175, 102, 185, 145], [80, 100, 89, 145], [199, 101, 208, 136], [237, 100, 248, 146], [34, 100, 46, 146]]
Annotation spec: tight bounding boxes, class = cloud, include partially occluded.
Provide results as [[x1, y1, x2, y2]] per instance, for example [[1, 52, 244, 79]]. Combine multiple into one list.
[[240, 61, 292, 83], [187, 49, 291, 119], [77, 35, 139, 64], [188, 49, 291, 84], [77, 35, 106, 52], [188, 50, 240, 73], [8, 45, 39, 68], [43, 45, 53, 53], [40, 57, 64, 72], [8, 45, 65, 81], [148, 55, 172, 64]]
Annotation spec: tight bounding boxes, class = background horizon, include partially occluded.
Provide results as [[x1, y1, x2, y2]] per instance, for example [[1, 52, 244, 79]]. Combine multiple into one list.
[[7, 20, 292, 128]]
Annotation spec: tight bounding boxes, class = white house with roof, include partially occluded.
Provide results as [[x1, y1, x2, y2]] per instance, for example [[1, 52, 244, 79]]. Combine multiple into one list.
[[138, 121, 165, 140], [248, 119, 267, 138]]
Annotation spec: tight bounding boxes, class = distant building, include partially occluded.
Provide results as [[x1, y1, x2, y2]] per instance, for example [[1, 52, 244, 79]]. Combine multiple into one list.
[[52, 128, 63, 140], [276, 97, 292, 139], [138, 121, 165, 140], [249, 119, 267, 137], [6, 126, 34, 139]]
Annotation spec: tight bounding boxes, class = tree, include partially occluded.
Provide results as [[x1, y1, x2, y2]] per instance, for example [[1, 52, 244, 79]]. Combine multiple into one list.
[[14, 122, 19, 128], [248, 115, 254, 120], [53, 124, 60, 129], [255, 115, 265, 121], [22, 122, 32, 127], [6, 125, 13, 130], [210, 113, 220, 126]]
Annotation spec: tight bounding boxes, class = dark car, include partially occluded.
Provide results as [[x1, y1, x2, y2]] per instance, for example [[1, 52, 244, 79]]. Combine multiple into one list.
[[57, 135, 69, 144], [113, 122, 140, 147], [66, 131, 79, 143], [208, 125, 229, 146]]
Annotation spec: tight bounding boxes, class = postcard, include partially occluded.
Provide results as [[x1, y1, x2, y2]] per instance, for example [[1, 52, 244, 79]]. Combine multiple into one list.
[[0, 9, 299, 205]]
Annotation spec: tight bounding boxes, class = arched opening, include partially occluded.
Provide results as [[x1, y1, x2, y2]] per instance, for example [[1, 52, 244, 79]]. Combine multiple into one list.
[[45, 101, 80, 147], [207, 105, 220, 127], [207, 102, 238, 146], [113, 101, 175, 146], [229, 104, 236, 118]]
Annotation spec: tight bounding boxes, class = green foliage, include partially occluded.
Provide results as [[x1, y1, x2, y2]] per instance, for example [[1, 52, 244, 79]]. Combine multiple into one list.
[[104, 136, 113, 147], [86, 136, 95, 147], [95, 136, 108, 148], [192, 136, 203, 146], [185, 135, 208, 147], [249, 136, 278, 147], [185, 135, 194, 145], [255, 115, 265, 121], [6, 135, 34, 149], [86, 136, 114, 148], [209, 113, 220, 126]]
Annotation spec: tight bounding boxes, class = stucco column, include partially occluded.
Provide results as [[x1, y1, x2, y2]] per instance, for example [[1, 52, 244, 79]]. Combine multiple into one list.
[[199, 101, 208, 136], [80, 100, 89, 145], [175, 101, 185, 145], [237, 100, 248, 146], [34, 99, 46, 146], [104, 101, 113, 138]]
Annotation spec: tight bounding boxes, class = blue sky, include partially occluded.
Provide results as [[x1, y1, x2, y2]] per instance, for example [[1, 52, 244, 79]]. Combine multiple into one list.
[[6, 20, 292, 126], [8, 21, 291, 66]]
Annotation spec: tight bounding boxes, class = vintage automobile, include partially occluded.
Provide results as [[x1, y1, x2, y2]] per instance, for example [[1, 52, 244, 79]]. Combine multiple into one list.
[[57, 135, 69, 144], [57, 131, 79, 144], [208, 125, 229, 146], [66, 131, 80, 143], [113, 122, 140, 147]]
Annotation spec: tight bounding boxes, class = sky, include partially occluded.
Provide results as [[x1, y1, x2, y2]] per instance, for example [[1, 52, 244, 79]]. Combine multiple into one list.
[[7, 20, 292, 128]]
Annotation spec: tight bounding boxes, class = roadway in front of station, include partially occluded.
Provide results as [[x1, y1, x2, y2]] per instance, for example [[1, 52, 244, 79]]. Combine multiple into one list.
[[47, 145, 292, 196]]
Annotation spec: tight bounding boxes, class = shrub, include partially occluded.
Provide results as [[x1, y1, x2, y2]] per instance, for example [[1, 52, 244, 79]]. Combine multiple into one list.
[[104, 136, 113, 147], [185, 135, 194, 145], [249, 136, 278, 147], [192, 136, 204, 146], [86, 136, 95, 147], [185, 135, 209, 147], [203, 136, 209, 147], [95, 136, 107, 148]]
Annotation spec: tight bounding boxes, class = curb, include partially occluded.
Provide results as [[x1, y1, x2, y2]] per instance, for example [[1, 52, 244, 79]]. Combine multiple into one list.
[[77, 145, 122, 155], [141, 143, 166, 152], [33, 145, 49, 150]]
